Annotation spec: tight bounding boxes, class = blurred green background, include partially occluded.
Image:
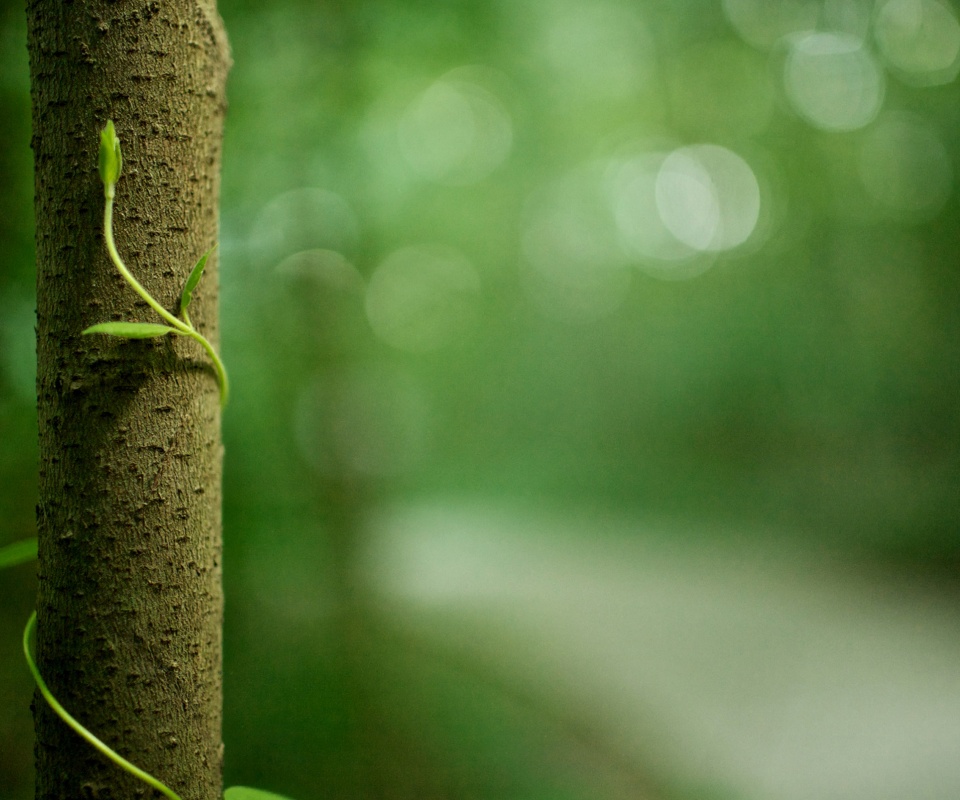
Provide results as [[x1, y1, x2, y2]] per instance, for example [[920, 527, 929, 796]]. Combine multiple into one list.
[[2, 1, 960, 799]]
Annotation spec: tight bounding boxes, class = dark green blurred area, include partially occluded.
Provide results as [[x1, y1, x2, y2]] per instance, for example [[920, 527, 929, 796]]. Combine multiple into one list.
[[2, 1, 959, 799]]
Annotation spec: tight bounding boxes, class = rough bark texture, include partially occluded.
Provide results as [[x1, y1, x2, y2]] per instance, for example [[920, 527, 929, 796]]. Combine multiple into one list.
[[27, 2, 230, 799]]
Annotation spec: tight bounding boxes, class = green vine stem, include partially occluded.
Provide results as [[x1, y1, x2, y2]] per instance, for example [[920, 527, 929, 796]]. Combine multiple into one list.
[[23, 611, 184, 800], [3, 538, 181, 797], [3, 539, 292, 800], [86, 121, 229, 407], [4, 554, 295, 798]]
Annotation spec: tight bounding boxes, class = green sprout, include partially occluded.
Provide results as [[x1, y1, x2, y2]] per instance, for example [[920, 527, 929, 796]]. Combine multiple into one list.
[[85, 120, 229, 407]]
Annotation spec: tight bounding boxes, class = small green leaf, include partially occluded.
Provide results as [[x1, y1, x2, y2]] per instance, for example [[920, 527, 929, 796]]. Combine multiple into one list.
[[224, 788, 296, 800], [83, 322, 178, 339], [180, 245, 217, 314], [99, 120, 122, 189], [0, 538, 37, 569]]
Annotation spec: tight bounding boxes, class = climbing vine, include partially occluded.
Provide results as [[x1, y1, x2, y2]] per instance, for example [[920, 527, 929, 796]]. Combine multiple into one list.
[[0, 125, 285, 800]]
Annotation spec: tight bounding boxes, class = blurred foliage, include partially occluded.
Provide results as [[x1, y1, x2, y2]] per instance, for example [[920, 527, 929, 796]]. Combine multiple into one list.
[[2, 0, 959, 798]]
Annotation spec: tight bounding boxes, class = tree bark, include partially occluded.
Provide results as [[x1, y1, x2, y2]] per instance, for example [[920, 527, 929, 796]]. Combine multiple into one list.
[[27, 2, 230, 799]]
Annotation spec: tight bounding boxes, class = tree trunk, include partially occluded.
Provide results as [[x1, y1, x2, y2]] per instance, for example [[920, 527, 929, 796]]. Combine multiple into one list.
[[26, 3, 230, 799]]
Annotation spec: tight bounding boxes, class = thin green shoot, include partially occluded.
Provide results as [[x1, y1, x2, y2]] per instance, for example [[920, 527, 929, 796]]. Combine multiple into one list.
[[82, 322, 180, 339], [89, 121, 229, 407]]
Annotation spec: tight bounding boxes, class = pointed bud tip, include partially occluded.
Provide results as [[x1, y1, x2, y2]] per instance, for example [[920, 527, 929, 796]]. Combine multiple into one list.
[[98, 120, 122, 190]]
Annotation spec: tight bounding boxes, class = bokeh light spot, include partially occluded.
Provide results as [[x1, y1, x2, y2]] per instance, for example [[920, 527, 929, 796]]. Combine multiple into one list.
[[610, 151, 700, 265], [521, 164, 631, 320], [366, 244, 481, 352], [874, 0, 960, 86], [397, 67, 513, 186], [656, 155, 719, 253], [275, 248, 363, 291], [655, 145, 761, 253], [538, 3, 657, 101], [249, 187, 359, 261], [784, 32, 885, 131], [858, 113, 953, 221], [822, 0, 873, 39]]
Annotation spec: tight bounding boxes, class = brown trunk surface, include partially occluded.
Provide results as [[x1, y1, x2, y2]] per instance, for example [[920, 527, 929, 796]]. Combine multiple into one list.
[[27, 2, 230, 798]]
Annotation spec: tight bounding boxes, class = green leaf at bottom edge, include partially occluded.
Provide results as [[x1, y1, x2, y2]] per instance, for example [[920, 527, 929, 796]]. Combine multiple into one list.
[[83, 322, 178, 339], [224, 788, 296, 800]]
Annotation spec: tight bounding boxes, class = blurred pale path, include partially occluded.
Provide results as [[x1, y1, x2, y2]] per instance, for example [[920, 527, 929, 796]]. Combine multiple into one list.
[[368, 503, 960, 800]]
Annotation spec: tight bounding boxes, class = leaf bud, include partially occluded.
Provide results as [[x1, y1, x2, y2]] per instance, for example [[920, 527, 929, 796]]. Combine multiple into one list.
[[98, 120, 122, 193]]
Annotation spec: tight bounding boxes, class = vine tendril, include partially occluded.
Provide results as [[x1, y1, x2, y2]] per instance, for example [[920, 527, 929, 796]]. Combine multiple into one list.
[[23, 610, 184, 800]]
